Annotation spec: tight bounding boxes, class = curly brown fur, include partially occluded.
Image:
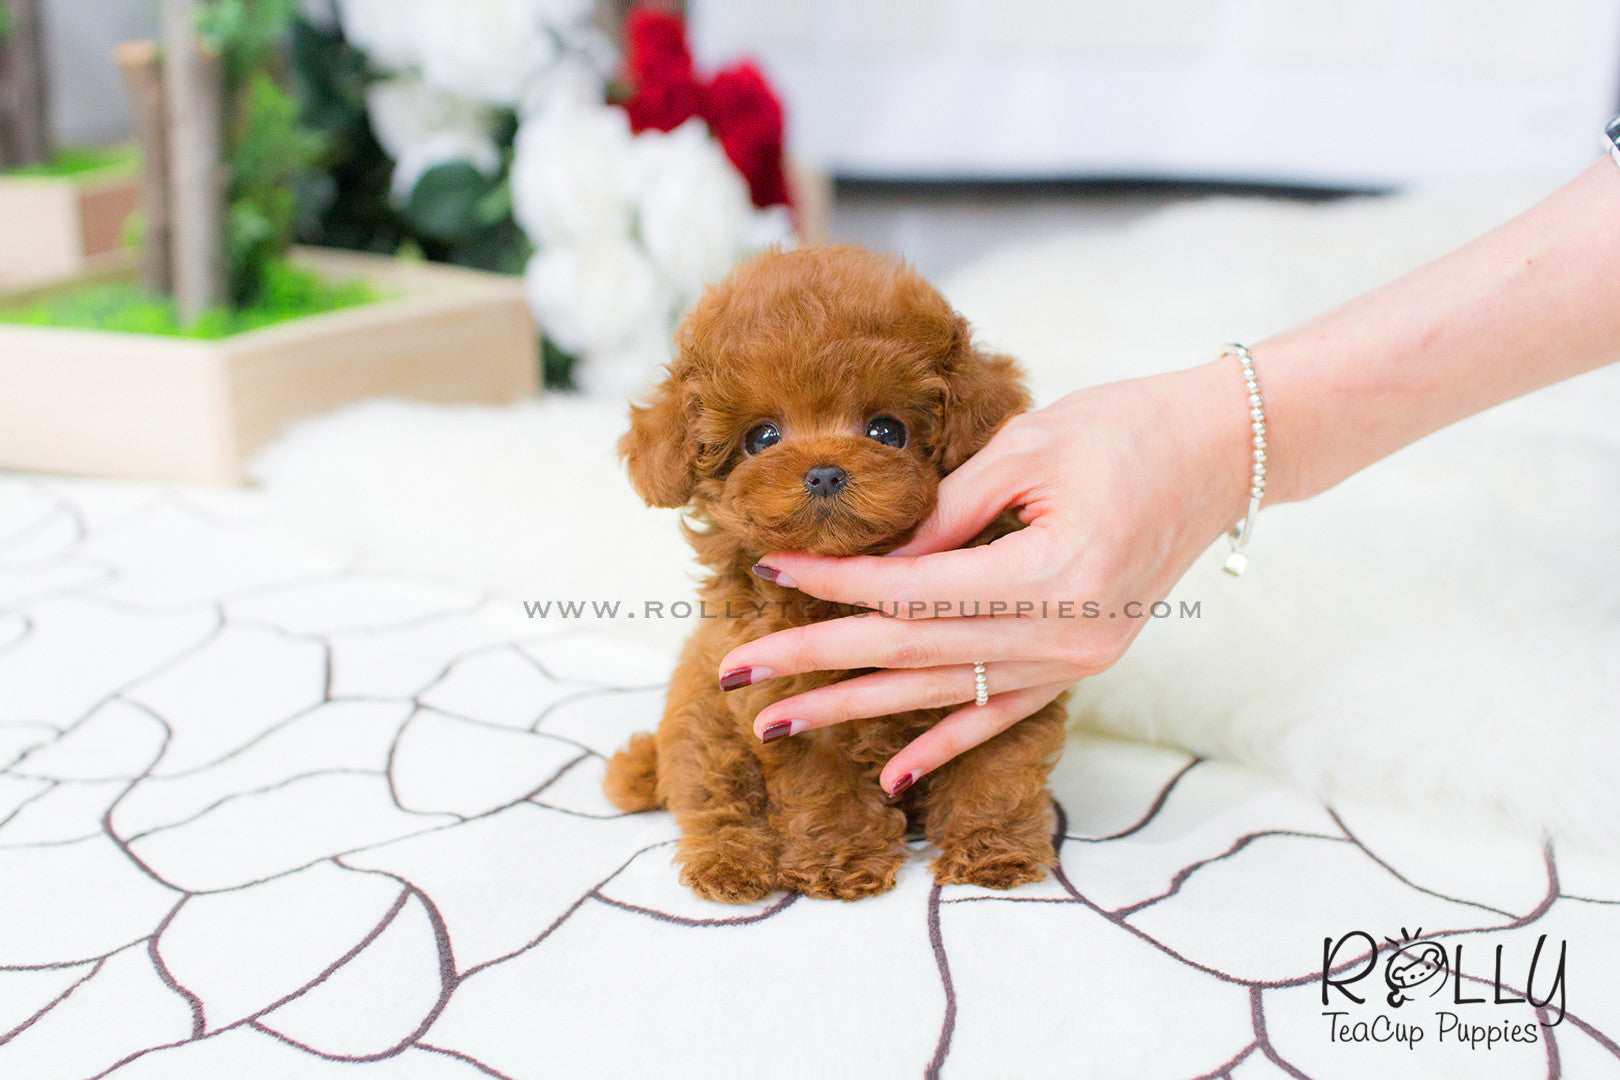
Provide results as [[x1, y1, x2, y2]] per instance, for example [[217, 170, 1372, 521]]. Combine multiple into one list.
[[603, 732, 661, 813], [607, 244, 1069, 903]]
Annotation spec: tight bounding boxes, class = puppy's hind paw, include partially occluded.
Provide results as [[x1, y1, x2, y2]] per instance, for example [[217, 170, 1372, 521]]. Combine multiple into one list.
[[676, 828, 779, 905], [931, 832, 1052, 891]]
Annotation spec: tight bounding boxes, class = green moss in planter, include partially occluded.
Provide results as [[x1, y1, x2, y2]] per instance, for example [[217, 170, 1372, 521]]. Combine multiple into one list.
[[4, 145, 142, 181], [0, 259, 379, 339]]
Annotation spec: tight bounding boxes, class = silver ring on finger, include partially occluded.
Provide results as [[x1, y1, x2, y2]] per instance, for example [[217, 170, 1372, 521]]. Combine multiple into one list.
[[973, 661, 988, 707]]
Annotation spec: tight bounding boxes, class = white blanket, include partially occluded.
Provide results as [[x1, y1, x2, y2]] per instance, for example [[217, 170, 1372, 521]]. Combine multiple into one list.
[[2, 474, 1619, 1078]]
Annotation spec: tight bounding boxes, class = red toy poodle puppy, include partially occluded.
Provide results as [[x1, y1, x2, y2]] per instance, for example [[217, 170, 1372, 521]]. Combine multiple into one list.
[[604, 244, 1067, 902]]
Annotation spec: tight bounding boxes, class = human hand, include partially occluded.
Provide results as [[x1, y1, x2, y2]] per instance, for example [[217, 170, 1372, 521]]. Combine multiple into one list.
[[717, 359, 1255, 795]]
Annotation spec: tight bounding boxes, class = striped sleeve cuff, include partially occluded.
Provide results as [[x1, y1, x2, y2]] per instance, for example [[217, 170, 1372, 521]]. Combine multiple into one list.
[[1609, 115, 1620, 168]]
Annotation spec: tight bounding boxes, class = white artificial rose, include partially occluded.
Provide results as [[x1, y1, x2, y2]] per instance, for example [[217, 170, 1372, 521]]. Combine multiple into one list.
[[633, 118, 754, 309], [365, 75, 502, 201], [528, 0, 596, 25], [524, 240, 673, 358], [549, 17, 619, 83], [510, 101, 637, 246], [416, 0, 558, 107], [520, 52, 609, 116], [337, 0, 426, 72]]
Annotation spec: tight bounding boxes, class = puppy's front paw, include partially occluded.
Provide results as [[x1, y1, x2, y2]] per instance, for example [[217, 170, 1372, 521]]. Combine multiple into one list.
[[676, 826, 779, 904], [931, 830, 1052, 890], [779, 845, 904, 901]]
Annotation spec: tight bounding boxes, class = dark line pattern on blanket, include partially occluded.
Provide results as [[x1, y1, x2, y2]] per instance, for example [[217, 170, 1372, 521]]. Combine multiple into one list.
[[0, 475, 1615, 1079], [925, 882, 956, 1080]]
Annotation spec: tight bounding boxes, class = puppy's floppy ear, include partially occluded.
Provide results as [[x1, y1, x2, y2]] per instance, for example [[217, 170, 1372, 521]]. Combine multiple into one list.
[[619, 363, 700, 508], [935, 318, 1031, 473]]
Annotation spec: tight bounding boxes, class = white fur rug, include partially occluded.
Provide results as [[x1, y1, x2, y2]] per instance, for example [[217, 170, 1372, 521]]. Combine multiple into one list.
[[249, 176, 1620, 852]]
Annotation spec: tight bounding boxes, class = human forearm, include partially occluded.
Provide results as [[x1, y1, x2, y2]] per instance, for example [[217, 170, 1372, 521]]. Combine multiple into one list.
[[1245, 158, 1620, 506]]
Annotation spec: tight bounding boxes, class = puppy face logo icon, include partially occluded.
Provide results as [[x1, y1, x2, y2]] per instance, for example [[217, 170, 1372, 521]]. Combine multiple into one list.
[[1384, 928, 1448, 1007]]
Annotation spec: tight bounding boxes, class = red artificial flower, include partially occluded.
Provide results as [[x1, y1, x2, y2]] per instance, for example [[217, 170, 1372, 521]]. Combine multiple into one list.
[[702, 61, 792, 210], [619, 6, 794, 210], [622, 8, 703, 134], [624, 8, 692, 81]]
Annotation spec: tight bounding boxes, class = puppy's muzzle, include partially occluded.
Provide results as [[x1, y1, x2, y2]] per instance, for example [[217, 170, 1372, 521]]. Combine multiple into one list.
[[803, 465, 848, 499]]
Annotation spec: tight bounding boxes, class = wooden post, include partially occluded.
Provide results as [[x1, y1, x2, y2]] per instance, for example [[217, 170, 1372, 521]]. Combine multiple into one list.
[[115, 41, 173, 295], [161, 0, 226, 321], [0, 0, 50, 168]]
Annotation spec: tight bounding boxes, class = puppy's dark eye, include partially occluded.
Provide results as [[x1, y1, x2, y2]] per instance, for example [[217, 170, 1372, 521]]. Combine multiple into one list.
[[865, 416, 907, 448], [744, 422, 781, 455]]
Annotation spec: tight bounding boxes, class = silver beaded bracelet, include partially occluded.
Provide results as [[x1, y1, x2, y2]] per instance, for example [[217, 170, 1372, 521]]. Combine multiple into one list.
[[1220, 344, 1266, 577]]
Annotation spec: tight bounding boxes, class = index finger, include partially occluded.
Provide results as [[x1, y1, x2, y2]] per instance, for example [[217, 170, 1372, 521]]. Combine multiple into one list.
[[756, 525, 1046, 615], [888, 433, 1029, 558]]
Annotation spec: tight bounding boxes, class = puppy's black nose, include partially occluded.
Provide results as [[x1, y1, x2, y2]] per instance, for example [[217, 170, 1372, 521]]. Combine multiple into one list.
[[803, 465, 848, 498]]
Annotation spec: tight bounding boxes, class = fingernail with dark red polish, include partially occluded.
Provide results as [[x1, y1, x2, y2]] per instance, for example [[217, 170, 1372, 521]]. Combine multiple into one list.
[[752, 563, 796, 589], [760, 720, 794, 743], [720, 667, 759, 691], [887, 771, 917, 799]]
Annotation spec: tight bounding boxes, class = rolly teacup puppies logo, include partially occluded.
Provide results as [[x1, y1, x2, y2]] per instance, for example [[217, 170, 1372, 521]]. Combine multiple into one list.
[[1320, 927, 1567, 1051]]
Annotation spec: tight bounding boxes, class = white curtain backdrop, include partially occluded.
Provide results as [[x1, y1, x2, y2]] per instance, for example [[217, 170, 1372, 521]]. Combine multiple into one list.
[[689, 0, 1620, 187]]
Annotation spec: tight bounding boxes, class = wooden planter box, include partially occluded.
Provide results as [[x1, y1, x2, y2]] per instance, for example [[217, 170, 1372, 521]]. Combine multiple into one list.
[[0, 248, 539, 485], [0, 170, 140, 288]]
